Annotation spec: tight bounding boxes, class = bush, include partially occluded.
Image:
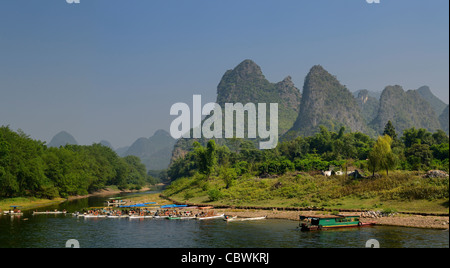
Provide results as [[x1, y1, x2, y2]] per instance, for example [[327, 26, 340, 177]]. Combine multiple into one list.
[[207, 188, 223, 202], [234, 161, 249, 176]]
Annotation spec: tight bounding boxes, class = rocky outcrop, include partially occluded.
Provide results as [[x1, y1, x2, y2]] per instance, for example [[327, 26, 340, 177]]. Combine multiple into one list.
[[286, 65, 369, 137]]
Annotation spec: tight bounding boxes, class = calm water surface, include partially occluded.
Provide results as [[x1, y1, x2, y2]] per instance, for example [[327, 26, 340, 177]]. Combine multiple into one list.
[[0, 193, 448, 248]]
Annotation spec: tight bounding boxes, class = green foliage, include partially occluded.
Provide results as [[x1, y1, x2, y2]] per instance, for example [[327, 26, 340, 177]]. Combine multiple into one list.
[[207, 188, 223, 202], [368, 135, 398, 176], [0, 126, 149, 199], [383, 120, 398, 141], [168, 125, 448, 184]]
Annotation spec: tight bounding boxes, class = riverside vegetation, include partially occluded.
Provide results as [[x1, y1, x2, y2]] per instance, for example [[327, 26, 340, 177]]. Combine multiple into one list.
[[0, 126, 159, 207], [165, 122, 449, 214]]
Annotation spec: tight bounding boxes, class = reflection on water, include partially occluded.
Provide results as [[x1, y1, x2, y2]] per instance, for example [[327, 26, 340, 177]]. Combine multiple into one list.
[[0, 193, 448, 248]]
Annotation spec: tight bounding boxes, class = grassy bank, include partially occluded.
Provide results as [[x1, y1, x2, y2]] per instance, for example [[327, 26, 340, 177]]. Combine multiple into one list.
[[0, 186, 154, 212], [0, 197, 66, 211], [163, 171, 449, 214]]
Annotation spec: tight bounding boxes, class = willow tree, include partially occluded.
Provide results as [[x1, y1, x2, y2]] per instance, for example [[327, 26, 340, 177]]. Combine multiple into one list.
[[368, 135, 398, 176]]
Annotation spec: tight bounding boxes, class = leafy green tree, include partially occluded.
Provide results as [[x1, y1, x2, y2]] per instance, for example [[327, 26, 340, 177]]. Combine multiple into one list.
[[432, 129, 449, 145], [368, 135, 398, 176], [406, 144, 433, 170], [206, 140, 217, 175], [402, 128, 434, 147], [219, 166, 237, 189], [383, 120, 398, 141]]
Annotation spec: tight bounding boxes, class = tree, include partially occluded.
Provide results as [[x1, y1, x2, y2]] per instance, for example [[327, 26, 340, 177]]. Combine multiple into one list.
[[219, 166, 237, 189], [432, 129, 449, 145], [193, 140, 217, 176], [383, 120, 398, 141], [402, 128, 434, 147], [406, 144, 433, 170], [206, 140, 217, 175], [368, 135, 398, 176]]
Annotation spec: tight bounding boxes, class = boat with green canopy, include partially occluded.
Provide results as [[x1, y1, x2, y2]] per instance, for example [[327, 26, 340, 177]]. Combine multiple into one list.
[[299, 215, 375, 231]]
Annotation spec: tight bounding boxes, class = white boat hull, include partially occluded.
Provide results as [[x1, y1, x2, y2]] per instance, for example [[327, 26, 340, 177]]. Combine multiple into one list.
[[226, 216, 267, 222], [197, 214, 225, 220]]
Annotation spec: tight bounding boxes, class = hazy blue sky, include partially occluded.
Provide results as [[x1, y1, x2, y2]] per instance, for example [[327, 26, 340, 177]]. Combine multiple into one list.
[[0, 0, 448, 148]]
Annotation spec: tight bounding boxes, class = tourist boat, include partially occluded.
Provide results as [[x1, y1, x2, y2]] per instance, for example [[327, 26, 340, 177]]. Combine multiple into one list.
[[32, 211, 67, 215], [168, 216, 196, 220], [106, 197, 127, 207], [224, 216, 267, 222], [299, 215, 375, 231], [153, 215, 169, 219], [106, 215, 129, 219], [83, 214, 107, 219], [3, 211, 23, 216], [197, 214, 225, 220], [3, 206, 23, 216], [129, 215, 145, 219]]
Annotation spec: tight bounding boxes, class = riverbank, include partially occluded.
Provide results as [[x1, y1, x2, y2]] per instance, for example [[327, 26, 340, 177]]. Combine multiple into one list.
[[0, 186, 153, 212], [153, 194, 449, 230], [211, 208, 449, 230]]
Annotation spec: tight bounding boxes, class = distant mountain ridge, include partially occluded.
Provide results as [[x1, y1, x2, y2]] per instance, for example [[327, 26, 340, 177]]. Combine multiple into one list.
[[285, 65, 371, 138], [171, 59, 302, 160], [439, 105, 449, 134], [216, 59, 301, 135], [121, 129, 176, 171], [170, 60, 448, 164], [416, 86, 447, 116], [48, 131, 78, 148], [355, 89, 380, 124], [369, 85, 441, 135]]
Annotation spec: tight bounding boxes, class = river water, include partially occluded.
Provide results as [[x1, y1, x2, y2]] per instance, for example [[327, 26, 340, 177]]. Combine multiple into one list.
[[0, 192, 448, 248]]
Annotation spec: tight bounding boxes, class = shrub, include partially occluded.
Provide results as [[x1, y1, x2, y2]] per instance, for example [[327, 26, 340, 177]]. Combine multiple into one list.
[[207, 188, 223, 202]]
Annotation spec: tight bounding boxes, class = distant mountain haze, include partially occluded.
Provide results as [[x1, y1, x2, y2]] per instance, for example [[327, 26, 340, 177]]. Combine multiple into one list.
[[99, 140, 114, 150], [121, 129, 176, 171], [172, 59, 302, 160], [216, 59, 301, 135], [370, 85, 441, 135], [285, 65, 371, 138], [355, 89, 380, 124], [439, 105, 449, 134], [47, 131, 78, 148], [416, 86, 448, 116]]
